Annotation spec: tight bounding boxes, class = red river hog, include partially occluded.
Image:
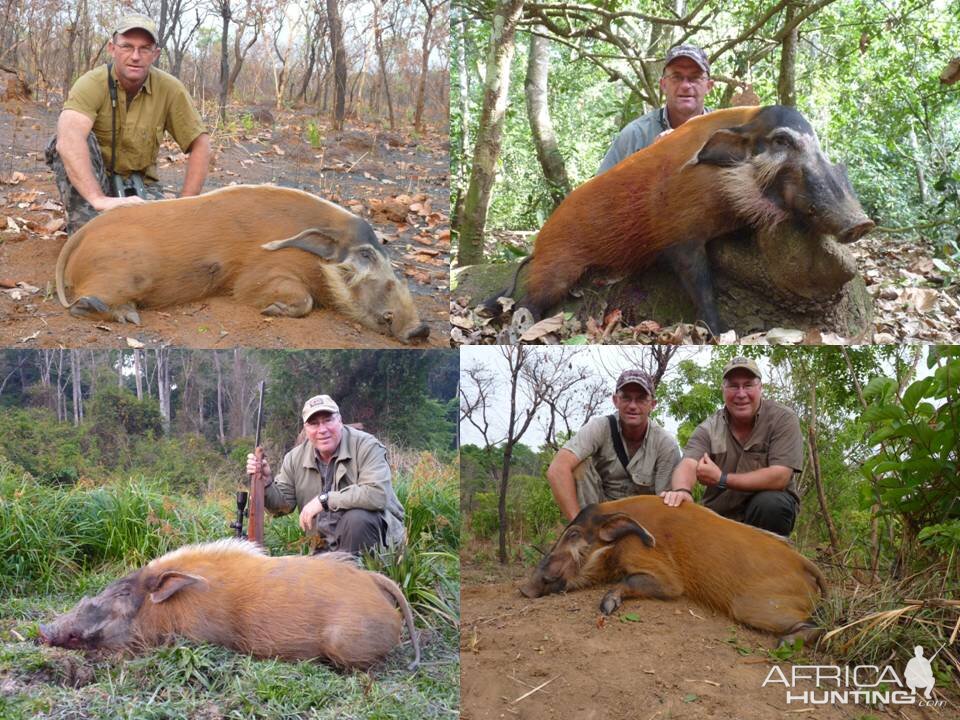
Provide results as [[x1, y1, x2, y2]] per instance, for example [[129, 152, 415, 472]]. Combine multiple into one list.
[[520, 496, 826, 645], [496, 105, 874, 333], [55, 184, 430, 343], [39, 539, 421, 670]]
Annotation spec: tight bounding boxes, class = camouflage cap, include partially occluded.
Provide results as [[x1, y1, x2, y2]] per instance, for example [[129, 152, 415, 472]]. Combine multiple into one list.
[[114, 14, 159, 45], [301, 394, 340, 422], [722, 356, 762, 380], [664, 44, 710, 74], [615, 369, 656, 396]]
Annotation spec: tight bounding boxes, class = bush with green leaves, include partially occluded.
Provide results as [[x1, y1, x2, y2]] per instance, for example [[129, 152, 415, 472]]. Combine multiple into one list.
[[0, 409, 90, 484], [860, 346, 960, 558]]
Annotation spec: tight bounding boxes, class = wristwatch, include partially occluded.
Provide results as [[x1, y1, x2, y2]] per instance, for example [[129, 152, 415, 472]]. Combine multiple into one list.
[[718, 472, 728, 490], [318, 493, 329, 511]]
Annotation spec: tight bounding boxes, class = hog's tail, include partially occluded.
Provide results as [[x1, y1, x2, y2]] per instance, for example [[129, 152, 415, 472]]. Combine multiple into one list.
[[55, 227, 86, 307], [372, 573, 421, 671]]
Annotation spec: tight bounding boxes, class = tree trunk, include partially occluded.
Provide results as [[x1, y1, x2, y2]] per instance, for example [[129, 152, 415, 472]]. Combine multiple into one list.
[[70, 349, 82, 426], [214, 351, 226, 446], [453, 4, 470, 229], [457, 0, 525, 266], [218, 1, 232, 124], [413, 0, 435, 132], [807, 385, 840, 554], [525, 31, 571, 208], [372, 0, 396, 130], [777, 3, 797, 106], [908, 125, 927, 203], [134, 349, 143, 399], [327, 0, 347, 130], [156, 348, 171, 434]]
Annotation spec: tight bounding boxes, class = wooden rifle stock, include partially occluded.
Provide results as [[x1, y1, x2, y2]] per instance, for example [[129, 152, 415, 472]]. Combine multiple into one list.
[[248, 380, 266, 544]]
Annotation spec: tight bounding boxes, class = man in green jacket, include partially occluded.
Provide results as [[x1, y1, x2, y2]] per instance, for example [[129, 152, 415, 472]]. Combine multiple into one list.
[[246, 394, 405, 554]]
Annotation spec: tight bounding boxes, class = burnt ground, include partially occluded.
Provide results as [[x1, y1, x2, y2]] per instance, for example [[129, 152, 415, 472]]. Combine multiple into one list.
[[0, 100, 450, 349], [461, 562, 955, 720]]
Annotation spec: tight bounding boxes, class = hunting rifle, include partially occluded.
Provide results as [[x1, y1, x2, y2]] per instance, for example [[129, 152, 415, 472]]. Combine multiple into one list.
[[230, 380, 266, 543]]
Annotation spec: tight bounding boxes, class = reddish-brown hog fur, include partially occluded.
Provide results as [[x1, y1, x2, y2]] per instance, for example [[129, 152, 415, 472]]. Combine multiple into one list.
[[521, 496, 826, 643], [40, 539, 420, 670], [524, 107, 765, 312], [55, 185, 429, 343]]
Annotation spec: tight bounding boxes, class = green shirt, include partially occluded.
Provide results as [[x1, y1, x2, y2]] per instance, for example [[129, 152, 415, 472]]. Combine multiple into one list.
[[63, 64, 205, 181], [683, 399, 804, 520]]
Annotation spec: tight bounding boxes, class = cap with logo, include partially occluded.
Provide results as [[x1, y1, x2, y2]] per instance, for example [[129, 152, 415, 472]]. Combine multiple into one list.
[[664, 44, 710, 74], [114, 14, 159, 45], [301, 394, 340, 422], [615, 369, 656, 396], [722, 356, 762, 380]]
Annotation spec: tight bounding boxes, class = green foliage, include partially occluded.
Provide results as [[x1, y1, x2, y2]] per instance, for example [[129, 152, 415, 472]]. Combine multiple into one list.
[[306, 120, 323, 148], [262, 350, 458, 453], [469, 491, 500, 539], [87, 386, 163, 441], [859, 346, 960, 556], [0, 460, 224, 594], [0, 408, 89, 484]]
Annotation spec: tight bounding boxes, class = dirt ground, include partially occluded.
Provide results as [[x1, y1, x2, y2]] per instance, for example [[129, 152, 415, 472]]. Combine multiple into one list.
[[461, 563, 952, 720], [0, 100, 450, 349]]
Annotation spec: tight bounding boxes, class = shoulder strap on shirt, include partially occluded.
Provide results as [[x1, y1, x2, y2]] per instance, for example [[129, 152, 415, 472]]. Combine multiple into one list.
[[607, 414, 631, 474]]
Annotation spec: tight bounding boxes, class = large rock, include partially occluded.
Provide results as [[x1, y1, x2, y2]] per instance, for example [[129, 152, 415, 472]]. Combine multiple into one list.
[[456, 225, 874, 338]]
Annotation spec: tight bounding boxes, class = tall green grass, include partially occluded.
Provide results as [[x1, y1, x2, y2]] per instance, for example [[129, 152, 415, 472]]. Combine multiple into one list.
[[0, 460, 223, 594]]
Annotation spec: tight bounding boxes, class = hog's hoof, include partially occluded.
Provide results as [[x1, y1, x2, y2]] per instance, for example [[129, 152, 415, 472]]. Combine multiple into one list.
[[777, 622, 823, 648], [261, 297, 313, 318], [70, 295, 111, 320], [114, 303, 141, 325], [599, 589, 623, 615]]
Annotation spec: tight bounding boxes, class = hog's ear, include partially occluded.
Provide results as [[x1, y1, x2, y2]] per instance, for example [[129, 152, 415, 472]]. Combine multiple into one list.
[[597, 513, 656, 547], [148, 571, 207, 604], [262, 228, 346, 261], [695, 128, 752, 166]]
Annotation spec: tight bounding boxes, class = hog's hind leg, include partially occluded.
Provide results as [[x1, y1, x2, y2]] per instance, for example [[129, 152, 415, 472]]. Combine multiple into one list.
[[729, 593, 820, 646], [239, 275, 314, 317], [70, 296, 141, 324]]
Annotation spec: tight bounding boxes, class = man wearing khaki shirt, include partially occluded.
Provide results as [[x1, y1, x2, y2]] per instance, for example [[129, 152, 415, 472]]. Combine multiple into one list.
[[548, 369, 681, 521], [246, 394, 405, 554], [662, 356, 803, 536], [45, 13, 210, 233]]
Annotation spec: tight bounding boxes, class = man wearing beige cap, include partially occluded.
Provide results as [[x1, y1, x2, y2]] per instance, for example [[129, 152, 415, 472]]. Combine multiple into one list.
[[46, 13, 210, 233], [548, 369, 680, 521], [663, 356, 803, 536], [245, 394, 405, 554], [597, 44, 714, 174]]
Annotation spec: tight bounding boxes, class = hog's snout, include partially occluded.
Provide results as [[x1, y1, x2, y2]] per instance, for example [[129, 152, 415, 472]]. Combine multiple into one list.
[[519, 580, 543, 598], [38, 623, 51, 644], [403, 322, 430, 343], [838, 219, 874, 244]]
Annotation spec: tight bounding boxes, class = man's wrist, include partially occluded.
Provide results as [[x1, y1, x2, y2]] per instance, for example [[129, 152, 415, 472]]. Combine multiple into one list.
[[718, 472, 728, 490], [671, 487, 693, 496], [318, 493, 329, 511]]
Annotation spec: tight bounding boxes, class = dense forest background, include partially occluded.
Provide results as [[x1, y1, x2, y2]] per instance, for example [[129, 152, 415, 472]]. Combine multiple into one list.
[[460, 345, 958, 681], [1, 0, 449, 130], [452, 0, 960, 282]]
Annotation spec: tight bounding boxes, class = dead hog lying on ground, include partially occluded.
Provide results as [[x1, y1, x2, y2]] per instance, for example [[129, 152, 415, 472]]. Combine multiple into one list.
[[39, 539, 421, 670], [55, 184, 430, 343], [520, 497, 826, 645]]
